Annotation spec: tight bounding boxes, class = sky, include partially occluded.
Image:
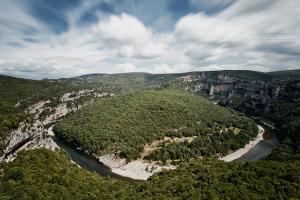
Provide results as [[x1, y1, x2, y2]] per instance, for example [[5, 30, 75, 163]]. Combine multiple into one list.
[[0, 0, 299, 79]]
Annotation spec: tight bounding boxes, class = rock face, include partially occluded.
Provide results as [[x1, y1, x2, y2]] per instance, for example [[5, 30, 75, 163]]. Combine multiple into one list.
[[0, 120, 44, 161], [178, 72, 294, 116], [25, 136, 59, 151], [1, 90, 113, 162]]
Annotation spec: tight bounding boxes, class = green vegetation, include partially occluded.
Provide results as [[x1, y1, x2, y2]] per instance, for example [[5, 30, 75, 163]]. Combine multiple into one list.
[[0, 149, 131, 200], [0, 75, 76, 112], [145, 127, 253, 162], [54, 89, 257, 161], [269, 69, 300, 80], [143, 159, 300, 200], [0, 149, 299, 199], [62, 72, 179, 91]]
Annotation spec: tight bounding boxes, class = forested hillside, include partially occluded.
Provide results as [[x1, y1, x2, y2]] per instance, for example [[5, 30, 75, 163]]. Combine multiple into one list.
[[54, 89, 258, 161], [0, 149, 299, 200]]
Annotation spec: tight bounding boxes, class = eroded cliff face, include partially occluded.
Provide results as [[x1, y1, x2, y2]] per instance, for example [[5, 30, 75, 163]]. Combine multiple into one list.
[[177, 72, 289, 116], [0, 90, 113, 162]]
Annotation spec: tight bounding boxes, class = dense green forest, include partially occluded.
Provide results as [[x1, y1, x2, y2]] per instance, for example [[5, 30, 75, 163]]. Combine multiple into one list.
[[54, 89, 258, 161], [0, 149, 299, 200]]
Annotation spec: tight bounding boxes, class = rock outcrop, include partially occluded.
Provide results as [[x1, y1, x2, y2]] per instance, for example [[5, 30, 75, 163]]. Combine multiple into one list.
[[178, 72, 290, 116], [1, 90, 113, 162]]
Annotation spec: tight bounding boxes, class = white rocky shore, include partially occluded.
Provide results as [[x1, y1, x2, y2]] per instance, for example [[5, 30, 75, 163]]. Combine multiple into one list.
[[96, 136, 196, 180], [220, 125, 265, 162], [97, 154, 176, 180]]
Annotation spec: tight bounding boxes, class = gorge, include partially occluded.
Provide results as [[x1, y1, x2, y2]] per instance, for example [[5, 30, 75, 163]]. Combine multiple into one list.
[[0, 70, 299, 199]]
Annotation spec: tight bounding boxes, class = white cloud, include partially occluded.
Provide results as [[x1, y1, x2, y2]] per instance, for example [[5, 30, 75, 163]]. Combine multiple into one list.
[[173, 0, 300, 72], [97, 13, 169, 59], [175, 13, 254, 43], [151, 64, 175, 74], [116, 63, 137, 72], [98, 13, 152, 44], [0, 1, 300, 79]]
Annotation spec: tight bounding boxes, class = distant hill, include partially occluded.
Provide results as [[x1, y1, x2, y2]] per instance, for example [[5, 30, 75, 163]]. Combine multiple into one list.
[[268, 69, 300, 80], [59, 72, 179, 91], [57, 69, 300, 92]]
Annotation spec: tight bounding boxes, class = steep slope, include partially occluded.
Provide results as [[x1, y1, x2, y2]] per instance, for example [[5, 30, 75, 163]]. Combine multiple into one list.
[[266, 80, 300, 161], [0, 75, 118, 157], [54, 89, 258, 161], [0, 75, 77, 153], [174, 70, 299, 115]]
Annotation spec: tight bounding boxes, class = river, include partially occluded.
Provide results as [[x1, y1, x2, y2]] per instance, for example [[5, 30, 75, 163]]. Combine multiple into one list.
[[52, 136, 132, 180], [235, 119, 278, 161]]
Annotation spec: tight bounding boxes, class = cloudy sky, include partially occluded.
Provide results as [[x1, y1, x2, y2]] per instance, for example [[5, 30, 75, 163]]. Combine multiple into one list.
[[0, 0, 299, 79]]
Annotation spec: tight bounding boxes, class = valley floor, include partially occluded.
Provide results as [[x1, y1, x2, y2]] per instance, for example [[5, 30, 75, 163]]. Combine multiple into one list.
[[0, 92, 276, 181]]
